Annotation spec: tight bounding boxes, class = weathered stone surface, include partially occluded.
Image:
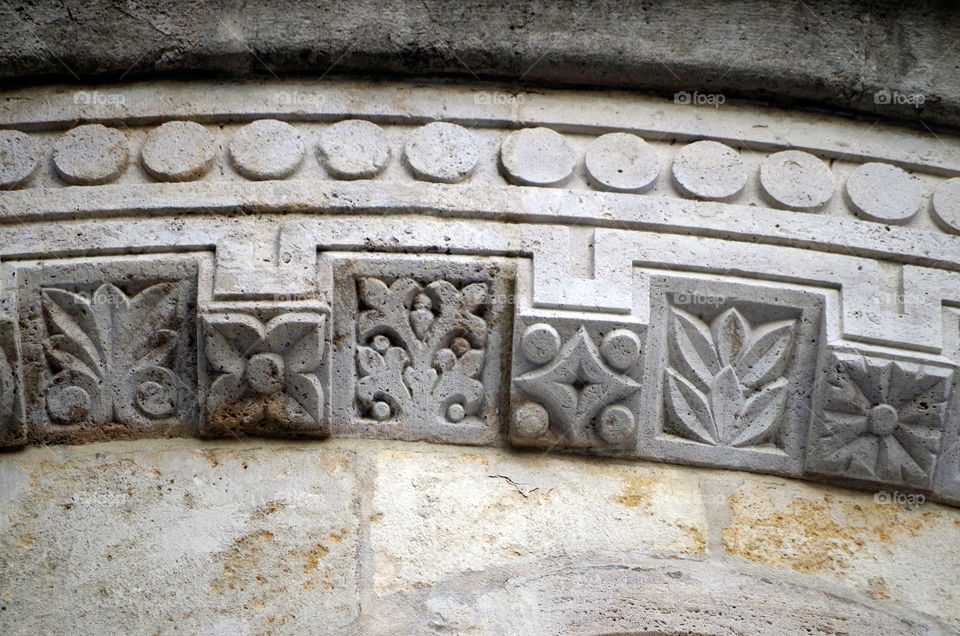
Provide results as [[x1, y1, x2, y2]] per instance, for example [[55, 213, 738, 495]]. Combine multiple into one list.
[[672, 140, 747, 201], [0, 442, 361, 635], [369, 448, 708, 596], [584, 132, 659, 193], [0, 130, 39, 190], [51, 124, 128, 185], [403, 122, 479, 184], [499, 127, 576, 187], [318, 119, 391, 180], [846, 162, 923, 224], [760, 149, 834, 211], [229, 119, 305, 180], [140, 121, 216, 182], [932, 177, 960, 235], [723, 477, 960, 628]]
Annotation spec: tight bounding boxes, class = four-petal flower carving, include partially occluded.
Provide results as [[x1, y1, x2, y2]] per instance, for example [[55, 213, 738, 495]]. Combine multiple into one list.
[[204, 312, 325, 435]]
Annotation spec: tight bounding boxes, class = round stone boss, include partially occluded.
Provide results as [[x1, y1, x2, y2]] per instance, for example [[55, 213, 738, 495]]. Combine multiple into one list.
[[229, 119, 305, 180], [520, 323, 562, 365], [759, 150, 834, 211], [500, 127, 576, 187], [584, 132, 660, 193], [846, 162, 922, 224], [672, 140, 747, 201], [0, 130, 40, 189], [52, 124, 129, 185], [932, 177, 960, 234], [318, 119, 391, 180], [404, 122, 480, 183], [141, 121, 217, 182]]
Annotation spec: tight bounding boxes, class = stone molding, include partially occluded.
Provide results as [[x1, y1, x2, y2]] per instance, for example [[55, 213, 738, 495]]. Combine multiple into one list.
[[1, 80, 959, 507]]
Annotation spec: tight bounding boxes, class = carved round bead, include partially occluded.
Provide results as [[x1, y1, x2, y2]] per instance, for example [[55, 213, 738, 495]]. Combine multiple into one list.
[[597, 404, 636, 444], [229, 119, 305, 180], [584, 132, 660, 193], [0, 130, 40, 189], [47, 385, 91, 424], [319, 119, 391, 180], [520, 323, 561, 365], [371, 401, 392, 421], [513, 402, 549, 437], [446, 403, 466, 423], [141, 121, 216, 182], [672, 140, 747, 201], [500, 127, 576, 187], [846, 162, 922, 224], [246, 353, 285, 395], [932, 177, 960, 234], [759, 150, 834, 211], [52, 124, 129, 185], [404, 122, 480, 183], [600, 329, 641, 371], [868, 404, 898, 436], [136, 381, 176, 418]]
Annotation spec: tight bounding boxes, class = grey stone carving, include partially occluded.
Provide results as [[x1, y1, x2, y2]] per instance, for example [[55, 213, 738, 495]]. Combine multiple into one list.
[[510, 317, 645, 450], [202, 312, 326, 437], [330, 256, 511, 444], [663, 306, 797, 448], [806, 350, 954, 490], [16, 259, 199, 442], [0, 321, 25, 447]]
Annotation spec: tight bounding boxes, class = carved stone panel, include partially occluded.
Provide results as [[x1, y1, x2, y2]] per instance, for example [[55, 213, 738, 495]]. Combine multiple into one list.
[[639, 276, 825, 476], [805, 349, 955, 491], [330, 255, 513, 444], [509, 316, 645, 453], [200, 311, 327, 438], [17, 259, 198, 443], [0, 320, 26, 447]]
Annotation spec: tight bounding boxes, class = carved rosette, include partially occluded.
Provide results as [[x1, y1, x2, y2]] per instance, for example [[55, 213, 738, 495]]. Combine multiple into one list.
[[202, 312, 326, 436], [511, 323, 643, 448], [806, 350, 954, 489], [663, 306, 797, 449], [354, 277, 488, 428], [40, 283, 185, 427]]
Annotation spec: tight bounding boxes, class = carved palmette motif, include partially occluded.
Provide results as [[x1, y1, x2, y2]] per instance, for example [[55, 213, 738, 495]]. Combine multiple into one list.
[[354, 277, 488, 427], [663, 307, 798, 448], [40, 283, 185, 426]]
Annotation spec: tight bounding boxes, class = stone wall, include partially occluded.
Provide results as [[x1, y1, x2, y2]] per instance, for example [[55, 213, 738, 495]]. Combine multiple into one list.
[[2, 78, 960, 633]]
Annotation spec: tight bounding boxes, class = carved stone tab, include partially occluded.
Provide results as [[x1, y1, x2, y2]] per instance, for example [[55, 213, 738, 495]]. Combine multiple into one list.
[[806, 349, 955, 490], [201, 312, 327, 438]]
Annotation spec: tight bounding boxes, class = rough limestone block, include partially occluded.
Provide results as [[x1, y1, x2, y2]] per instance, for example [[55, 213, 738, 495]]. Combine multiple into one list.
[[0, 319, 25, 447], [329, 255, 513, 445], [15, 258, 199, 444], [200, 311, 328, 438], [509, 315, 645, 453], [369, 448, 708, 596], [0, 444, 361, 634], [805, 347, 955, 491], [638, 276, 825, 477]]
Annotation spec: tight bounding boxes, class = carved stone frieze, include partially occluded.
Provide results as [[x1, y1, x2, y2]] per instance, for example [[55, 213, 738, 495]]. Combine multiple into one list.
[[329, 255, 512, 444], [806, 349, 955, 490], [201, 312, 327, 438]]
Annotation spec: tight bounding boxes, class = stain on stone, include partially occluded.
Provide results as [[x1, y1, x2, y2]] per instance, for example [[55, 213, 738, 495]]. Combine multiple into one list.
[[303, 544, 329, 573], [613, 473, 661, 508]]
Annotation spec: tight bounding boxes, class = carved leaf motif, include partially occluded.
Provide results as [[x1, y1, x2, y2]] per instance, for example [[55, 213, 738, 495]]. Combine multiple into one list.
[[736, 320, 797, 389], [669, 308, 720, 393], [41, 289, 103, 376], [357, 346, 387, 376], [712, 308, 748, 367], [711, 366, 744, 444], [731, 377, 788, 447], [664, 367, 716, 445]]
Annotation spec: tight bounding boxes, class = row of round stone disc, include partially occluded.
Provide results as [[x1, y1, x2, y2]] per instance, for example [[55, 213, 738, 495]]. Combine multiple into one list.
[[1, 121, 959, 231]]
